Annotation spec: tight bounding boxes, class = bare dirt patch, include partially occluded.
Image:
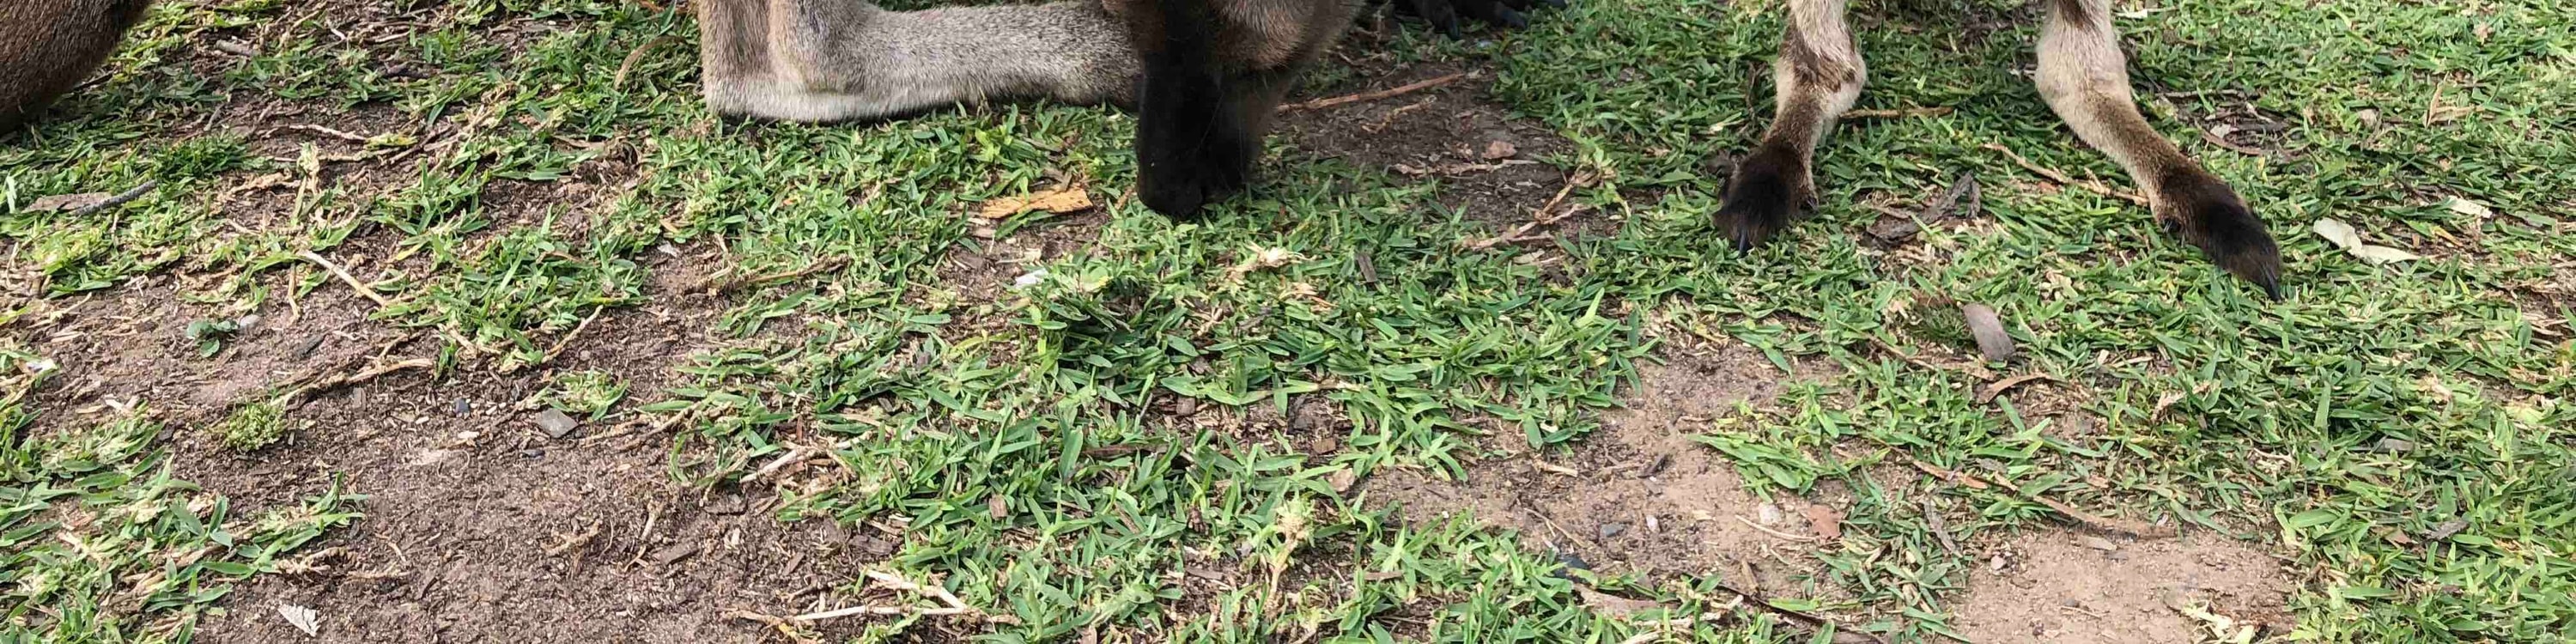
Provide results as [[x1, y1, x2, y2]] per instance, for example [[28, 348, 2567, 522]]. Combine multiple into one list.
[[9, 252, 899, 642], [1364, 335, 1842, 592], [1951, 531, 2293, 643], [1277, 61, 1594, 235]]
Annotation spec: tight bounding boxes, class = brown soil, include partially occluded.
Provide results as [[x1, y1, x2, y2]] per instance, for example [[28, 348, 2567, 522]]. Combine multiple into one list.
[[10, 246, 901, 643], [1363, 335, 1846, 594], [1950, 531, 2294, 643], [1276, 61, 1598, 237]]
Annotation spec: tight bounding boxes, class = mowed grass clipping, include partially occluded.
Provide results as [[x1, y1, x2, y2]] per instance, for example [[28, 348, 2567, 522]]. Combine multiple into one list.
[[1, 0, 2571, 642]]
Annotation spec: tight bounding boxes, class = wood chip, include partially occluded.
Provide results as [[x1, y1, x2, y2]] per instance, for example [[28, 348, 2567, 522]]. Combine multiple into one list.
[[533, 409, 580, 439], [650, 543, 702, 564], [975, 186, 1093, 221], [2075, 535, 2120, 551]]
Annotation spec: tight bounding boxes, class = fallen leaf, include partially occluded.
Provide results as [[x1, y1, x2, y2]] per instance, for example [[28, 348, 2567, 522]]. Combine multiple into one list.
[[2443, 197, 2494, 219], [2379, 527, 2416, 547], [1976, 372, 2051, 404], [2312, 218, 2422, 264], [1962, 303, 2015, 362], [2423, 519, 2469, 540], [1226, 246, 1308, 278], [1801, 504, 1844, 540], [1577, 587, 1668, 617], [975, 186, 1094, 221], [24, 192, 111, 213], [278, 604, 320, 636]]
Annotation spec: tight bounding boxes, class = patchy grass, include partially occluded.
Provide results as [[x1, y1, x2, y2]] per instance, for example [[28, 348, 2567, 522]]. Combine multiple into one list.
[[208, 402, 288, 453], [1, 348, 361, 641], [2, 0, 2571, 642]]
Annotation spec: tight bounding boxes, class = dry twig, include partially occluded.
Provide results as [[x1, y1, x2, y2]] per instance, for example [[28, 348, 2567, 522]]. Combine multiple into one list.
[[278, 357, 434, 410], [787, 569, 1020, 624], [1981, 143, 2147, 205], [1842, 106, 1953, 119], [68, 181, 161, 216], [1711, 580, 1886, 643], [1465, 176, 1586, 250], [1908, 458, 2178, 538], [700, 258, 848, 295], [1277, 72, 1466, 112], [297, 250, 393, 308]]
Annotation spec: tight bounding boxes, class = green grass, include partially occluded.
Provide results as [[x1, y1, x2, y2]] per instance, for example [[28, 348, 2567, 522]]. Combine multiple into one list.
[[3, 0, 2573, 641]]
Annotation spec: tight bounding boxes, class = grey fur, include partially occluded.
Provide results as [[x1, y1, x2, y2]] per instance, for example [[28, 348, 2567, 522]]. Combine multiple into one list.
[[701, 0, 1145, 122]]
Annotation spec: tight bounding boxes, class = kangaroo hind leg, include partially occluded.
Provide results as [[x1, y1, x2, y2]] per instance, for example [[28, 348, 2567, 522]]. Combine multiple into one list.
[[1715, 0, 1865, 252], [2034, 0, 2281, 296]]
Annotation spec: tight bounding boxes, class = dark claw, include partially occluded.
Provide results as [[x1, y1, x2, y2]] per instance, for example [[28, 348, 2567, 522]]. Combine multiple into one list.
[[1538, 0, 1566, 8], [2158, 170, 2285, 299], [1714, 147, 1812, 252], [1495, 6, 1528, 28]]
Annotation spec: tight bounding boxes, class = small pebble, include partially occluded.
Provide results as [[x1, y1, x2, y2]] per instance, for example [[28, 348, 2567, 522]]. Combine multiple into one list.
[[1598, 522, 1629, 538]]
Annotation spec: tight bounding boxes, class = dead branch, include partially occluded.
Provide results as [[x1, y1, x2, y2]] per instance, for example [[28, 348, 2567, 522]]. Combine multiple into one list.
[[612, 36, 677, 90], [285, 124, 374, 143]]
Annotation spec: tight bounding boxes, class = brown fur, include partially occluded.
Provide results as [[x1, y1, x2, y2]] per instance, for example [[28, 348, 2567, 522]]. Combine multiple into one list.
[[1720, 0, 2284, 296], [0, 0, 151, 133]]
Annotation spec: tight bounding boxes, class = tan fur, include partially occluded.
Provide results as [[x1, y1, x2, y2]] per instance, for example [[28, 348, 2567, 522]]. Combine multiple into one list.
[[0, 0, 152, 133], [2034, 0, 2196, 216]]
